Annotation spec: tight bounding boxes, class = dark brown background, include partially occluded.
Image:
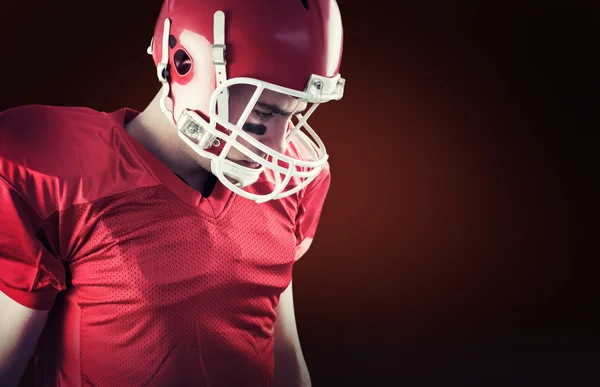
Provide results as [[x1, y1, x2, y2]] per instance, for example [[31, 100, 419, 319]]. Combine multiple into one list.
[[2, 1, 598, 386]]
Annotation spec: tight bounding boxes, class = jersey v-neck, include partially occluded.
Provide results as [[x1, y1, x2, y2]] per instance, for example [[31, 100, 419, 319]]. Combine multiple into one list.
[[108, 108, 235, 219]]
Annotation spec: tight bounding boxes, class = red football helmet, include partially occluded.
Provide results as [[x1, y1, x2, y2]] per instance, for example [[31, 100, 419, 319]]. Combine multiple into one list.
[[147, 0, 345, 203]]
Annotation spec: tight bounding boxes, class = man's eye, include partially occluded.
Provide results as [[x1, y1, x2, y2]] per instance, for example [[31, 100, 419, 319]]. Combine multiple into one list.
[[253, 109, 272, 119]]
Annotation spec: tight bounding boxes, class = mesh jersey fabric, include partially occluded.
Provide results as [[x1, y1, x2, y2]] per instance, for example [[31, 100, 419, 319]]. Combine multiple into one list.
[[0, 104, 330, 387]]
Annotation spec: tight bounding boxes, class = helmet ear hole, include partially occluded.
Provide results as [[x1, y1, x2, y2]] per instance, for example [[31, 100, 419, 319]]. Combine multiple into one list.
[[173, 49, 192, 76]]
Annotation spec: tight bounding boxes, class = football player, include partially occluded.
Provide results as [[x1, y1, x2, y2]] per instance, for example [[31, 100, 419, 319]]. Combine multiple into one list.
[[0, 0, 345, 386]]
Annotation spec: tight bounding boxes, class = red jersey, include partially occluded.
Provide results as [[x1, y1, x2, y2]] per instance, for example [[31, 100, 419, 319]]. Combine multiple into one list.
[[0, 105, 330, 387]]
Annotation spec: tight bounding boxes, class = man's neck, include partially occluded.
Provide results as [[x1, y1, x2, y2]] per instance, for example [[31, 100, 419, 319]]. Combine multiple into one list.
[[124, 93, 212, 194]]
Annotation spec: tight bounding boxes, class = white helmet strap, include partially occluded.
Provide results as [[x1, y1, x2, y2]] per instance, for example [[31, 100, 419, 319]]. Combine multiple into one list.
[[156, 18, 172, 119], [212, 11, 229, 123]]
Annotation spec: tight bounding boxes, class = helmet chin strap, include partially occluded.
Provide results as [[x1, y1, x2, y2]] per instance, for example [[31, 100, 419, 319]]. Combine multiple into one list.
[[210, 159, 263, 188]]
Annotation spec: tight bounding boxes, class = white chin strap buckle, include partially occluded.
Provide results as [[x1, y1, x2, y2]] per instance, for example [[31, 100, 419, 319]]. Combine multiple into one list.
[[176, 109, 219, 149]]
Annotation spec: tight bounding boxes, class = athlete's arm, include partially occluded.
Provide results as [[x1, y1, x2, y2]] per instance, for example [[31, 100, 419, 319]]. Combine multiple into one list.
[[274, 167, 330, 386], [273, 280, 311, 387], [0, 291, 49, 387]]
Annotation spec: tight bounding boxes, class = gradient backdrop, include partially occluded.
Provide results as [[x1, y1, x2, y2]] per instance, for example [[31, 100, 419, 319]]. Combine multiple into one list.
[[1, 1, 598, 386]]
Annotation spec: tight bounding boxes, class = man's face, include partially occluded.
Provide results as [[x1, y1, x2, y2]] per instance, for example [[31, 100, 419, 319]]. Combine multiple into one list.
[[223, 84, 307, 168]]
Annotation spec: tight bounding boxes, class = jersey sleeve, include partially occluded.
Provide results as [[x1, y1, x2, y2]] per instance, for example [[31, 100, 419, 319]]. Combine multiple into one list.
[[293, 166, 331, 262], [0, 178, 66, 310]]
